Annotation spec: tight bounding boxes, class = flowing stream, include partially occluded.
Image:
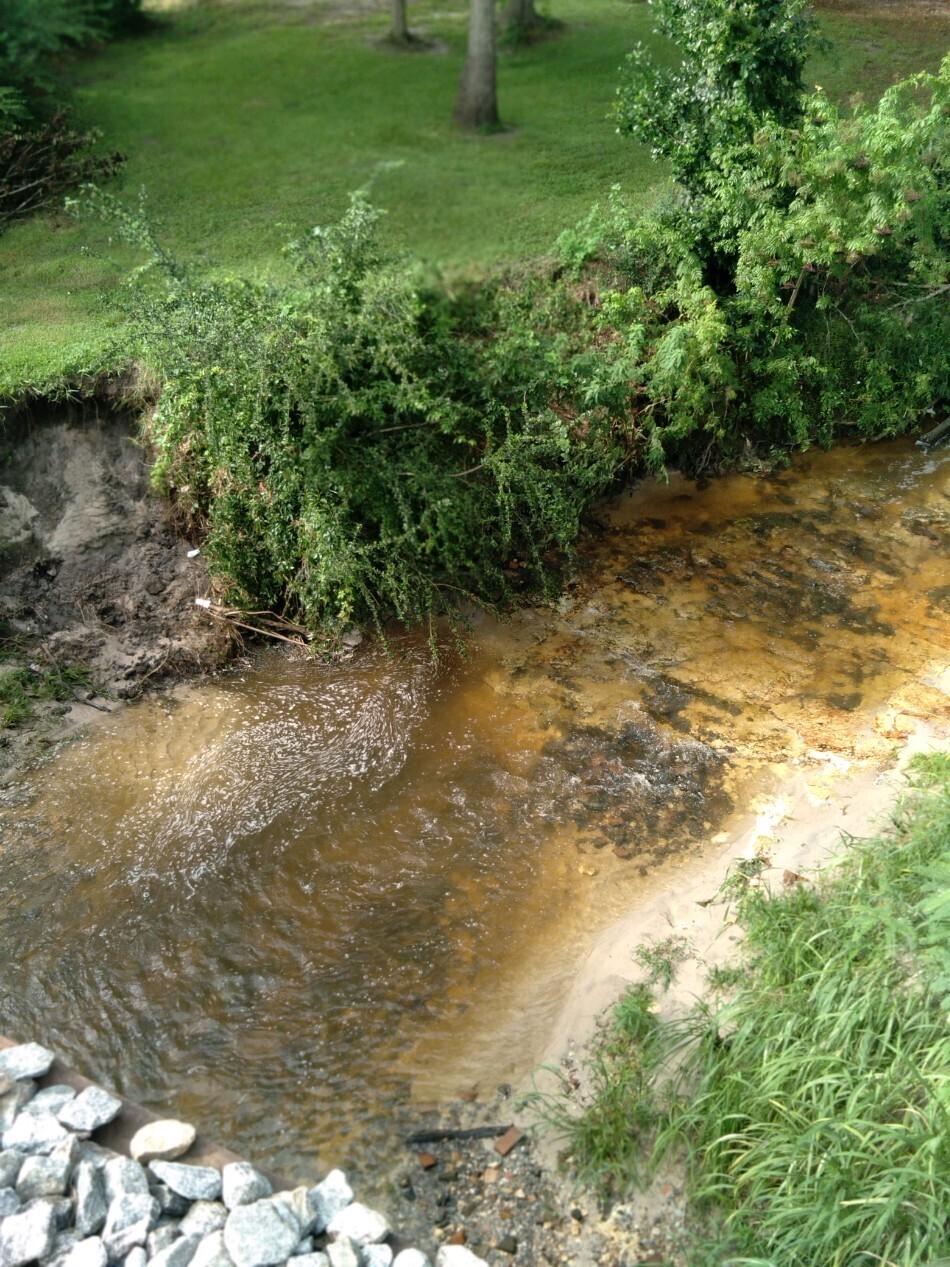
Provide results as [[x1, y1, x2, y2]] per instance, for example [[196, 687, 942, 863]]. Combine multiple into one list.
[[0, 438, 947, 1194]]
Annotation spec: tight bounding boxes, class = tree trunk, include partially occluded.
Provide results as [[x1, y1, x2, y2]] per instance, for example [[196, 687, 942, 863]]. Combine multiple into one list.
[[505, 0, 540, 29], [390, 0, 409, 42], [453, 0, 500, 131]]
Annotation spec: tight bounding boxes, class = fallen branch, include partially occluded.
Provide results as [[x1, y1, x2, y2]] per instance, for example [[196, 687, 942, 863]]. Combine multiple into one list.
[[405, 1124, 513, 1146]]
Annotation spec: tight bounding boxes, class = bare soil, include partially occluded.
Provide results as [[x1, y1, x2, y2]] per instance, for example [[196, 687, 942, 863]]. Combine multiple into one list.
[[0, 403, 231, 774]]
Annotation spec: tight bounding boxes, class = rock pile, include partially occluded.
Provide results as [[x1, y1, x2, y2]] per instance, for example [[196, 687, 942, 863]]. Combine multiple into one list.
[[0, 1044, 487, 1267]]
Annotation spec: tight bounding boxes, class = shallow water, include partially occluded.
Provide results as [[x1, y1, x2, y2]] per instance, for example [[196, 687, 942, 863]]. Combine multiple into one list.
[[0, 438, 947, 1190]]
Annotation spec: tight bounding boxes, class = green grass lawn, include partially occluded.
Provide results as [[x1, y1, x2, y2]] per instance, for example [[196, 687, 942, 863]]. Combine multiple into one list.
[[1, 0, 946, 399]]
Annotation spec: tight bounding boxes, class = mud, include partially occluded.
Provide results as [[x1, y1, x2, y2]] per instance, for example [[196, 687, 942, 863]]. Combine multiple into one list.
[[0, 404, 231, 772]]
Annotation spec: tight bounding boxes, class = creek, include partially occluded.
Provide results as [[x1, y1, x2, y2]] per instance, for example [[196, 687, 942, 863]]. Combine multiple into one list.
[[0, 438, 947, 1197]]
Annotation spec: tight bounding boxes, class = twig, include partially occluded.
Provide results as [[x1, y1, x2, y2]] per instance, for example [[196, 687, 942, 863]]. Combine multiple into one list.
[[405, 1124, 513, 1146]]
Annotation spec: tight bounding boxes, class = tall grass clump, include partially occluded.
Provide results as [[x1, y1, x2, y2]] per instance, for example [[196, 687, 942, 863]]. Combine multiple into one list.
[[549, 753, 950, 1265]]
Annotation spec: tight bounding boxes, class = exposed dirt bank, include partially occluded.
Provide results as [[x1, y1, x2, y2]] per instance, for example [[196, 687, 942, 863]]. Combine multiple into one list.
[[0, 404, 231, 775]]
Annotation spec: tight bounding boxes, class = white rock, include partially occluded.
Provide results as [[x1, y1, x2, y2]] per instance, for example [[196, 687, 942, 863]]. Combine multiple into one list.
[[2, 1111, 70, 1155], [150, 1180, 191, 1218], [0, 1044, 55, 1082], [51, 1134, 82, 1171], [179, 1200, 227, 1237], [272, 1187, 317, 1237], [103, 1156, 150, 1202], [150, 1233, 202, 1267], [147, 1224, 181, 1256], [223, 1199, 300, 1267], [0, 1186, 20, 1217], [288, 1256, 329, 1267], [325, 1241, 361, 1267], [308, 1170, 353, 1235], [43, 1194, 76, 1231], [123, 1247, 148, 1267], [363, 1247, 394, 1267], [392, 1253, 432, 1267], [0, 1150, 24, 1188], [14, 1153, 70, 1200], [101, 1192, 159, 1259], [57, 1087, 122, 1135], [0, 1199, 56, 1266], [22, 1086, 75, 1118], [149, 1162, 221, 1202], [73, 1159, 108, 1237], [221, 1163, 271, 1211], [58, 1235, 108, 1267], [0, 1083, 36, 1134], [129, 1121, 196, 1165], [434, 1250, 488, 1267], [326, 1202, 389, 1246], [189, 1230, 234, 1267]]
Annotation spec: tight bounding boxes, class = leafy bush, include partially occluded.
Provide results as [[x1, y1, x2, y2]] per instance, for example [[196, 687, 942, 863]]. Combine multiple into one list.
[[615, 0, 818, 199], [89, 190, 620, 641], [565, 50, 950, 473]]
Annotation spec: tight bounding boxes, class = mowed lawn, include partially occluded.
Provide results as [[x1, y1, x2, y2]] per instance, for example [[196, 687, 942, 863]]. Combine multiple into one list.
[[1, 0, 946, 397]]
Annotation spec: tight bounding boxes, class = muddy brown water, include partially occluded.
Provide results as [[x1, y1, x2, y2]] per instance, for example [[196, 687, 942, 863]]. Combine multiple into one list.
[[0, 438, 947, 1195]]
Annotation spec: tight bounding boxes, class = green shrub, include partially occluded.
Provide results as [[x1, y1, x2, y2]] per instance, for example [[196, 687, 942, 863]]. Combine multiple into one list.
[[89, 189, 620, 641], [566, 53, 950, 473]]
